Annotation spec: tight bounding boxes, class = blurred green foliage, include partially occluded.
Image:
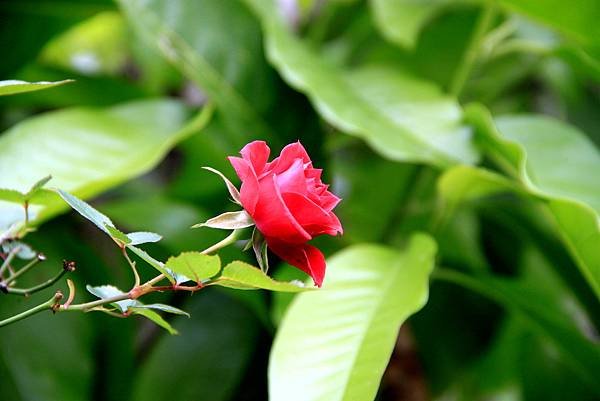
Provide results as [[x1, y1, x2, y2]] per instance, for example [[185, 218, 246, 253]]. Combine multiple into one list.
[[0, 0, 599, 400]]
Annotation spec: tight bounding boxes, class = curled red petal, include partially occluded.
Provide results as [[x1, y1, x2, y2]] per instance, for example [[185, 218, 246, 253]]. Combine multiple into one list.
[[266, 239, 326, 287], [253, 174, 311, 243], [281, 192, 342, 236], [228, 156, 259, 215], [268, 141, 311, 173], [276, 158, 307, 194], [240, 140, 270, 175]]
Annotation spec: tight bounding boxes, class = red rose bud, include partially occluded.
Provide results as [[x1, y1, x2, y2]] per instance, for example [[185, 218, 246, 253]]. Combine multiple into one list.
[[228, 140, 343, 287]]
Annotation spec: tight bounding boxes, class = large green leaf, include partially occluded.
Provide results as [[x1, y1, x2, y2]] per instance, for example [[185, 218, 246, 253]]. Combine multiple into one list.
[[39, 11, 128, 76], [0, 0, 114, 76], [370, 0, 450, 48], [117, 0, 274, 141], [242, 0, 478, 167], [269, 234, 436, 401], [498, 0, 600, 47], [466, 104, 600, 300], [0, 79, 74, 96], [0, 99, 211, 231], [132, 291, 260, 401]]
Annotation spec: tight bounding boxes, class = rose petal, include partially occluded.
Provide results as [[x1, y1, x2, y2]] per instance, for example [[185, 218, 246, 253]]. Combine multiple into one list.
[[276, 158, 307, 194], [253, 175, 311, 243], [281, 192, 342, 236], [320, 191, 342, 211], [240, 140, 270, 175], [268, 141, 311, 173], [266, 239, 326, 287], [228, 156, 259, 214]]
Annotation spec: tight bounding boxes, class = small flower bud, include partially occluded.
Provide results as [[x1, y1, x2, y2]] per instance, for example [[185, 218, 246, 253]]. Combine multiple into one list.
[[62, 260, 76, 272]]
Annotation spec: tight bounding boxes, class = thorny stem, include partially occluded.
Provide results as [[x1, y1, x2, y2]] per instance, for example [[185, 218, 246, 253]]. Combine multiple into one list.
[[0, 228, 244, 326], [0, 291, 63, 327]]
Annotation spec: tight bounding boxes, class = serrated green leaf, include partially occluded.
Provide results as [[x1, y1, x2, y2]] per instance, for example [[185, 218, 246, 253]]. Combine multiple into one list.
[[57, 189, 114, 234], [165, 252, 221, 283], [0, 189, 25, 204], [130, 308, 178, 335], [242, 0, 478, 167], [24, 175, 53, 200], [467, 104, 600, 300], [269, 234, 436, 401], [0, 79, 73, 96], [192, 210, 254, 230], [105, 224, 132, 245], [216, 261, 311, 292], [128, 245, 175, 281], [126, 231, 162, 245]]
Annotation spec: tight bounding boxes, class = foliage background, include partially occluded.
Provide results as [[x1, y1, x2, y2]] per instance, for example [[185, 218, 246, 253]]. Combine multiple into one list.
[[0, 0, 599, 400]]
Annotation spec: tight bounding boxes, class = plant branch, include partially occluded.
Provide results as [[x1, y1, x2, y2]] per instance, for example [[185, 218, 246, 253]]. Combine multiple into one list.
[[0, 291, 63, 327], [0, 246, 20, 277], [122, 247, 140, 287], [4, 253, 45, 285], [4, 268, 72, 296]]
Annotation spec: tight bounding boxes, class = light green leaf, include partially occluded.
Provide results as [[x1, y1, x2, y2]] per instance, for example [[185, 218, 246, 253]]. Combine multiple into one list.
[[498, 0, 600, 47], [105, 225, 131, 245], [132, 303, 190, 317], [242, 0, 478, 167], [24, 175, 53, 200], [0, 189, 26, 204], [117, 0, 274, 139], [165, 252, 221, 283], [126, 231, 162, 245], [0, 79, 73, 96], [57, 189, 114, 234], [215, 261, 311, 292], [0, 99, 212, 231], [39, 11, 128, 76], [130, 308, 178, 335], [467, 104, 600, 299], [269, 234, 437, 401], [370, 0, 450, 48], [86, 284, 137, 313], [192, 210, 254, 230], [438, 165, 522, 205], [128, 245, 174, 280]]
